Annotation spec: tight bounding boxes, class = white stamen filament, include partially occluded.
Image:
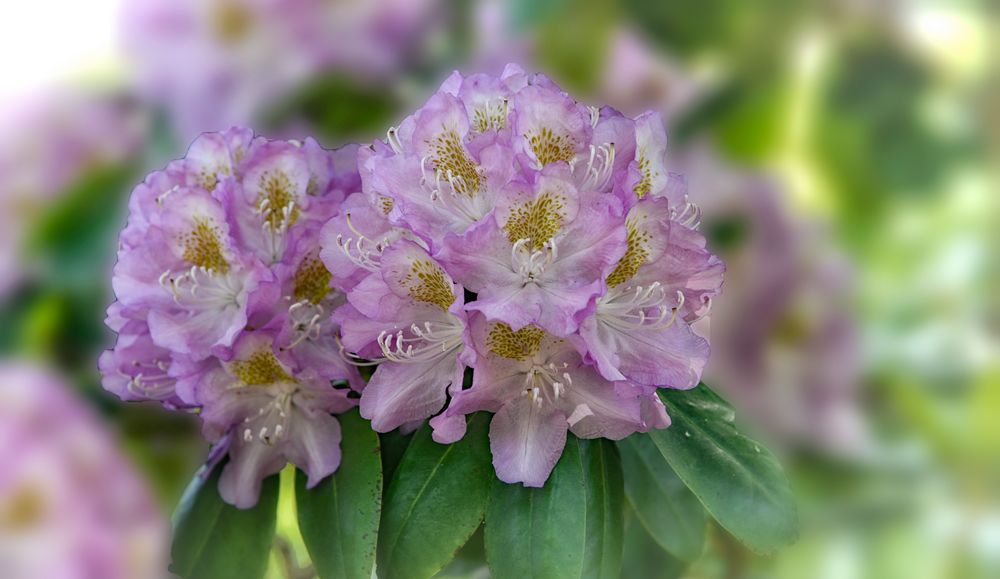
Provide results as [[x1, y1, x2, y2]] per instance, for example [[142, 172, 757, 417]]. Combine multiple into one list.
[[155, 185, 181, 206], [598, 282, 684, 332], [335, 212, 392, 272], [257, 198, 297, 263], [283, 299, 327, 350], [419, 155, 491, 225], [159, 266, 242, 309], [120, 361, 175, 400], [387, 127, 404, 154], [523, 361, 573, 407], [241, 392, 294, 447], [510, 237, 558, 284], [670, 196, 702, 229], [376, 318, 465, 364], [572, 142, 616, 191]]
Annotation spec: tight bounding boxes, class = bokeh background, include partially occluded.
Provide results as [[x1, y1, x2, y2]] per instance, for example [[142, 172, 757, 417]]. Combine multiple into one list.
[[0, 0, 995, 577]]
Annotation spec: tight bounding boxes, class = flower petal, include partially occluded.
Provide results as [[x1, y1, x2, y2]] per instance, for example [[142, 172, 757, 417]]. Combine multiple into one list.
[[489, 394, 567, 487]]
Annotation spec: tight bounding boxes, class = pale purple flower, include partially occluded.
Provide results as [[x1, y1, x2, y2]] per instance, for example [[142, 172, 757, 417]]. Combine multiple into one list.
[[574, 196, 723, 389], [335, 241, 471, 433], [98, 302, 187, 409], [0, 363, 169, 579], [0, 90, 146, 298], [193, 329, 354, 508], [362, 67, 527, 249], [437, 166, 627, 336], [318, 189, 412, 293], [431, 314, 653, 486], [102, 127, 360, 506], [122, 0, 442, 139]]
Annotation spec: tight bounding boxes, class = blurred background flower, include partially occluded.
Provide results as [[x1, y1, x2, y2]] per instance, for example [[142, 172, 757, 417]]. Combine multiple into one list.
[[0, 0, 994, 577], [0, 364, 169, 579]]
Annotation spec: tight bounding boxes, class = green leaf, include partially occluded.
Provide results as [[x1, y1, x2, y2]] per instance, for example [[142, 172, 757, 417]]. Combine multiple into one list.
[[618, 434, 706, 561], [26, 163, 136, 290], [262, 74, 398, 146], [378, 413, 492, 579], [170, 462, 279, 579], [622, 509, 688, 579], [296, 410, 382, 579], [650, 384, 798, 553], [485, 436, 624, 579], [379, 429, 414, 489], [580, 437, 625, 579]]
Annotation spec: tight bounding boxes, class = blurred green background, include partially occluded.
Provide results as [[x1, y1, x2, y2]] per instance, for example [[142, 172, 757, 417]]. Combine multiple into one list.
[[0, 0, 995, 577]]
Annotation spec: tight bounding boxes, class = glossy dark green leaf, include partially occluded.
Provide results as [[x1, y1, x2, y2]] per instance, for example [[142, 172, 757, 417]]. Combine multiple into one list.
[[580, 438, 625, 579], [650, 384, 798, 553], [618, 434, 706, 561], [485, 436, 624, 579], [378, 413, 492, 579], [170, 463, 279, 579], [296, 410, 382, 579], [379, 429, 414, 489]]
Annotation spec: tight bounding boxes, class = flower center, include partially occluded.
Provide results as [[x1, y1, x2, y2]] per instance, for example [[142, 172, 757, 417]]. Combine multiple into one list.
[[487, 323, 546, 360], [528, 127, 575, 166], [258, 170, 300, 230], [431, 130, 482, 196], [633, 151, 655, 199], [403, 259, 455, 311], [181, 218, 230, 273], [606, 216, 652, 288], [472, 99, 509, 133], [503, 192, 566, 249], [293, 250, 332, 304], [510, 237, 558, 283], [523, 361, 573, 407], [212, 2, 254, 44], [0, 486, 46, 530], [232, 350, 293, 386]]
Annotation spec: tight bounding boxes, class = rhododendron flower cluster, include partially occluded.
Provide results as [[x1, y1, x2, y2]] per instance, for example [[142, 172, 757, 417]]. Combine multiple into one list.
[[100, 127, 361, 507], [101, 66, 725, 505], [321, 65, 724, 486]]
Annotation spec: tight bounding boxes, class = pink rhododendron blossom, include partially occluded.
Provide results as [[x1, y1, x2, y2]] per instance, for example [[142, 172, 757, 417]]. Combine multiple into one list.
[[0, 364, 169, 579], [323, 66, 725, 486], [122, 0, 442, 139], [101, 127, 361, 507], [335, 241, 472, 433], [0, 90, 146, 298]]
